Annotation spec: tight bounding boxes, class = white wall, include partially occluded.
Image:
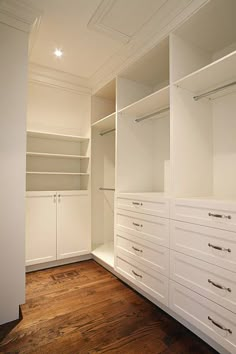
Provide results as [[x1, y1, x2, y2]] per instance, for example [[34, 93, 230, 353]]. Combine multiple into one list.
[[0, 22, 28, 324], [27, 82, 91, 137]]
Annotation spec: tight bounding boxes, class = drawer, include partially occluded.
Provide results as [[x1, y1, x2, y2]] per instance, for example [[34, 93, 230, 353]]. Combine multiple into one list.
[[169, 280, 236, 354], [116, 230, 169, 276], [116, 209, 169, 248], [117, 193, 169, 218], [116, 253, 168, 306], [171, 198, 236, 232], [170, 250, 236, 314], [170, 220, 236, 272]]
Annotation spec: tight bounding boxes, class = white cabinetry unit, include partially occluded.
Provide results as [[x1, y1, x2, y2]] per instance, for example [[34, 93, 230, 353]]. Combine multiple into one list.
[[26, 191, 90, 267]]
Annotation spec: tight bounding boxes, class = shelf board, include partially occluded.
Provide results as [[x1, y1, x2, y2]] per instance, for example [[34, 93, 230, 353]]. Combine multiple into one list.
[[174, 50, 236, 95], [118, 85, 169, 119], [92, 241, 114, 268], [26, 172, 89, 175], [91, 112, 116, 131], [26, 152, 89, 159], [27, 130, 89, 142]]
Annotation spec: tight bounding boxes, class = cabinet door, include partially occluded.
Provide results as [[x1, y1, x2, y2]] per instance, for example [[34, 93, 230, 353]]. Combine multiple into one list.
[[57, 192, 91, 259], [26, 192, 57, 266]]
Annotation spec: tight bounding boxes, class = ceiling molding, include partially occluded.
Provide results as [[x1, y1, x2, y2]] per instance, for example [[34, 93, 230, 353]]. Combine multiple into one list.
[[0, 0, 41, 33], [29, 63, 91, 95], [90, 0, 208, 92], [87, 0, 130, 43]]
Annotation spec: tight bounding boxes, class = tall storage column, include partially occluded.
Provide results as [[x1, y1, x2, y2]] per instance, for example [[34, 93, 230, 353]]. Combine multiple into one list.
[[0, 10, 32, 324]]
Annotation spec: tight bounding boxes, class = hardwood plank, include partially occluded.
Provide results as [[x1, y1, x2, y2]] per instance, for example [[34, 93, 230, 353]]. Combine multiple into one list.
[[0, 260, 218, 354]]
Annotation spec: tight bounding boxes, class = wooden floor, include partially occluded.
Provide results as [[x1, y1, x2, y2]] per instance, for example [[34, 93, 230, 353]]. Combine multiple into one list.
[[0, 260, 218, 354]]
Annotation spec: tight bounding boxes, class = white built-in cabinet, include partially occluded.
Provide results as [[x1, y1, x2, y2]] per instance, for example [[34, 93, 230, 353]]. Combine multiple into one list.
[[25, 130, 91, 268]]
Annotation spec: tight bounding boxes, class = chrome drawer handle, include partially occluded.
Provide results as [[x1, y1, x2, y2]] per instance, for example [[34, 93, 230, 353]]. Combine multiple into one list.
[[208, 316, 232, 334], [132, 202, 143, 206], [208, 243, 231, 253], [208, 279, 231, 293], [208, 212, 231, 220], [133, 222, 143, 228], [132, 246, 143, 253], [132, 270, 142, 278]]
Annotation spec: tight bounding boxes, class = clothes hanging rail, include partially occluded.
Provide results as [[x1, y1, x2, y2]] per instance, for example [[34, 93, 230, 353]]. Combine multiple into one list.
[[193, 81, 236, 101], [99, 128, 116, 136], [99, 187, 115, 191], [135, 107, 170, 123]]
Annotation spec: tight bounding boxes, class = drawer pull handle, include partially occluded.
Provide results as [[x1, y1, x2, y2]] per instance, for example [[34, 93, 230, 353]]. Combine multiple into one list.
[[133, 222, 143, 228], [132, 270, 142, 278], [208, 279, 231, 293], [208, 243, 231, 253], [208, 212, 231, 220], [132, 202, 143, 206], [208, 316, 232, 334], [132, 246, 143, 253]]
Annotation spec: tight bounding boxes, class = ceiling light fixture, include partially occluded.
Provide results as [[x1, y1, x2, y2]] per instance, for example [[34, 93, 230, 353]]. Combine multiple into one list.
[[54, 48, 63, 58]]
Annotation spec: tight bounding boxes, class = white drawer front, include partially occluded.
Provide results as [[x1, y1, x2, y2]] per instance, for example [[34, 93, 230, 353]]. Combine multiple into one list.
[[169, 281, 236, 354], [117, 195, 169, 218], [116, 254, 168, 306], [170, 220, 236, 272], [171, 198, 236, 232], [116, 209, 169, 248], [116, 230, 169, 277], [170, 250, 236, 314]]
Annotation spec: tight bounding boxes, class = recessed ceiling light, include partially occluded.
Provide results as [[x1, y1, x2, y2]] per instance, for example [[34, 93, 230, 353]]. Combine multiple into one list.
[[54, 48, 63, 58]]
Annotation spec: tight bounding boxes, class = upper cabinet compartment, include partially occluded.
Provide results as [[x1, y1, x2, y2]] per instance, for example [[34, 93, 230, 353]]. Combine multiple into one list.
[[91, 79, 116, 126], [117, 37, 169, 112], [171, 0, 236, 83]]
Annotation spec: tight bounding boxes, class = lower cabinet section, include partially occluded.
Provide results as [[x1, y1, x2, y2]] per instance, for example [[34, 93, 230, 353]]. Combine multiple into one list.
[[169, 280, 236, 353], [116, 253, 169, 306], [26, 191, 91, 266]]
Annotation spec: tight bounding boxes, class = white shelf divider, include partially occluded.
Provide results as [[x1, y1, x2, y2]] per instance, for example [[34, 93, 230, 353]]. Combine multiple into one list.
[[26, 172, 89, 175], [118, 85, 169, 118], [27, 152, 89, 159], [174, 50, 236, 95], [27, 130, 89, 142], [91, 241, 114, 267], [91, 112, 116, 131]]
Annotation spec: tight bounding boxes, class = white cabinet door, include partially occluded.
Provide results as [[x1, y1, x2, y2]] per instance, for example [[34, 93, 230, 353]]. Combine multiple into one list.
[[26, 192, 57, 266], [57, 191, 91, 259]]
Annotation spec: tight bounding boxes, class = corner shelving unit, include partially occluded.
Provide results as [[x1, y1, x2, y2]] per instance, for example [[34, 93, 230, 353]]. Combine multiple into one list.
[[26, 130, 90, 191]]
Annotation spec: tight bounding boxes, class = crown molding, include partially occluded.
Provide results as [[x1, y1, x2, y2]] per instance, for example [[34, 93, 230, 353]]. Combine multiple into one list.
[[0, 0, 41, 33], [29, 63, 91, 95], [90, 0, 208, 92]]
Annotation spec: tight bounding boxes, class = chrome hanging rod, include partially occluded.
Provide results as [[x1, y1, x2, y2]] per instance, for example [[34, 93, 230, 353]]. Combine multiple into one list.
[[99, 187, 115, 191], [193, 81, 236, 101], [99, 128, 116, 136], [135, 107, 170, 123]]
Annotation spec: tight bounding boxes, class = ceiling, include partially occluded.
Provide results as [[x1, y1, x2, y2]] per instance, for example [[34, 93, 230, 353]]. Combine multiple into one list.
[[28, 0, 206, 89]]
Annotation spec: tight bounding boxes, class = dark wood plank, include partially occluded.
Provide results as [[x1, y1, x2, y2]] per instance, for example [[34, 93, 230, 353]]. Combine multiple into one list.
[[0, 260, 218, 354]]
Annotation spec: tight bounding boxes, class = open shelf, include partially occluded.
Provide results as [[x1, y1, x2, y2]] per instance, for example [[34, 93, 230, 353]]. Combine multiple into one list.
[[27, 130, 89, 142], [27, 152, 89, 159], [26, 172, 89, 175], [174, 51, 236, 96], [118, 85, 169, 119], [91, 112, 115, 131], [92, 241, 114, 268]]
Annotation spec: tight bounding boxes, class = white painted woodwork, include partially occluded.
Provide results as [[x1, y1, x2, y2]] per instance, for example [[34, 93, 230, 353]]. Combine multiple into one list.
[[117, 193, 169, 218], [170, 250, 236, 314], [26, 192, 57, 266], [91, 241, 114, 268], [116, 230, 169, 277], [170, 220, 236, 273], [116, 253, 168, 306], [171, 198, 236, 232], [57, 192, 91, 259], [0, 21, 28, 325], [91, 112, 115, 132], [116, 209, 169, 248], [169, 281, 236, 353]]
